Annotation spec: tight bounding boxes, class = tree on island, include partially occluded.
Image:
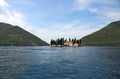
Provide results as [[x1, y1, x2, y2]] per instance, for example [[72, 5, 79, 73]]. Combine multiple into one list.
[[50, 39, 56, 45], [60, 38, 64, 46], [73, 38, 77, 44], [77, 39, 81, 45]]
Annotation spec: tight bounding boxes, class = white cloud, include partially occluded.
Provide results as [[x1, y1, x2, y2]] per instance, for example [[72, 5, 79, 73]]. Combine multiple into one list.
[[105, 11, 120, 21], [95, 7, 120, 22], [73, 0, 120, 11], [0, 0, 32, 31], [10, 0, 37, 7], [73, 0, 94, 11], [89, 8, 98, 13], [73, 0, 120, 23], [37, 21, 98, 43], [0, 0, 9, 8]]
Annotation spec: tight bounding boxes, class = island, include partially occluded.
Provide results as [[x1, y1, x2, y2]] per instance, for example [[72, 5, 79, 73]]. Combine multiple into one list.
[[50, 38, 81, 47]]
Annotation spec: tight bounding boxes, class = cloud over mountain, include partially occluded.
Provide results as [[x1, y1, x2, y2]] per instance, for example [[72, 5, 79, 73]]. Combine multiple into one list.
[[0, 0, 120, 43]]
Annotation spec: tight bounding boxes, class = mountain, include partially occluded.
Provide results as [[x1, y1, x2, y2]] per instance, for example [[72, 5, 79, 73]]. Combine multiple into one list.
[[0, 22, 49, 46], [81, 21, 120, 46]]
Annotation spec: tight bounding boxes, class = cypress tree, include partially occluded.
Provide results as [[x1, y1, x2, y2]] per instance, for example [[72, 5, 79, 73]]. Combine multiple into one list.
[[61, 38, 64, 46]]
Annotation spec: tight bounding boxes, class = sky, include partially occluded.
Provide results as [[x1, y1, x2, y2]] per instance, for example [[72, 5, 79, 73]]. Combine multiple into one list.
[[0, 0, 120, 43]]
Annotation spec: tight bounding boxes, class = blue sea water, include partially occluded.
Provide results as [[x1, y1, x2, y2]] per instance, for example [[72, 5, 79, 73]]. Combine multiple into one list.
[[0, 46, 120, 79]]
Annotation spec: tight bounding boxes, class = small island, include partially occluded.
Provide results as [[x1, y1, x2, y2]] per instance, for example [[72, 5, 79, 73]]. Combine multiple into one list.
[[50, 38, 81, 47]]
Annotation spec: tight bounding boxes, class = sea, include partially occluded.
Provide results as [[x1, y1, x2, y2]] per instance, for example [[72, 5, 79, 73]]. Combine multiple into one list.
[[0, 46, 120, 79]]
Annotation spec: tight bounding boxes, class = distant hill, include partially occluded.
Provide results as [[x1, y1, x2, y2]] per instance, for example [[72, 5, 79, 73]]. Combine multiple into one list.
[[81, 21, 120, 46], [0, 22, 49, 46]]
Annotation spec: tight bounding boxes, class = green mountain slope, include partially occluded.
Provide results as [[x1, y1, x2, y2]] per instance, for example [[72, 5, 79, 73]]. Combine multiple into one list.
[[81, 21, 120, 46], [0, 22, 49, 46]]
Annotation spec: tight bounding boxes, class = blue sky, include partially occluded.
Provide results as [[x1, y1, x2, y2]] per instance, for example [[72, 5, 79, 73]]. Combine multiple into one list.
[[0, 0, 120, 43]]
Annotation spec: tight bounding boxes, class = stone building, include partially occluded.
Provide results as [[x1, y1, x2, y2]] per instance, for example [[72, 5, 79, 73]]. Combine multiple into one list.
[[64, 39, 79, 47]]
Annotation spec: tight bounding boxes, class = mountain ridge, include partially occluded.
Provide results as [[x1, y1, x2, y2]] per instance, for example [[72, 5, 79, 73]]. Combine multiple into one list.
[[0, 22, 49, 46], [81, 21, 120, 46]]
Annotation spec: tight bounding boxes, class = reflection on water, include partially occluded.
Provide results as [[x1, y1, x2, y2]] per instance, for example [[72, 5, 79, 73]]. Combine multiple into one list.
[[0, 46, 120, 79]]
